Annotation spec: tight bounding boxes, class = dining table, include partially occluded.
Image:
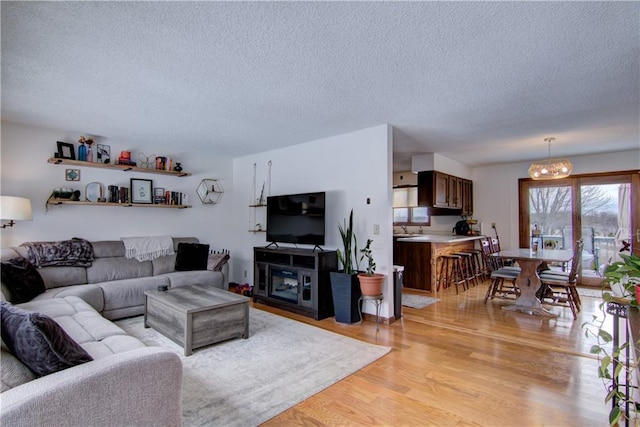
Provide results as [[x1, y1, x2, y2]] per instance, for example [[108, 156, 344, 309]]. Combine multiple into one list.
[[490, 248, 574, 317]]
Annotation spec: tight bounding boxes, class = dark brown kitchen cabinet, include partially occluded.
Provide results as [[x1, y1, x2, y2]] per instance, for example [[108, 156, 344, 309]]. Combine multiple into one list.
[[418, 171, 473, 214], [462, 179, 473, 215], [418, 171, 449, 208], [449, 176, 463, 209]]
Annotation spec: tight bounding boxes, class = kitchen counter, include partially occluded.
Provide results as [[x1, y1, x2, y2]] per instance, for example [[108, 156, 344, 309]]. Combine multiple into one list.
[[396, 234, 486, 244], [394, 234, 486, 293]]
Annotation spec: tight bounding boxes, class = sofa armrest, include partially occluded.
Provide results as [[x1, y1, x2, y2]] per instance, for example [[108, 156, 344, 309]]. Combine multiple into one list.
[[221, 262, 230, 290], [1, 347, 183, 427]]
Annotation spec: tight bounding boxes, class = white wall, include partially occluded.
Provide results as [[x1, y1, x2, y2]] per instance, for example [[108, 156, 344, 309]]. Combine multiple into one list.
[[0, 121, 235, 251], [411, 153, 473, 179], [473, 149, 640, 249], [230, 124, 394, 317]]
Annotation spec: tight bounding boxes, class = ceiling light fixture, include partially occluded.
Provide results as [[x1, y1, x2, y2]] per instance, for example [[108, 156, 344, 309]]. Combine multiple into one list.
[[528, 137, 573, 180]]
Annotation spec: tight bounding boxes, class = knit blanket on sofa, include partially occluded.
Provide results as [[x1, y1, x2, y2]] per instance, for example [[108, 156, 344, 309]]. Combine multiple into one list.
[[21, 238, 94, 267], [121, 235, 174, 262]]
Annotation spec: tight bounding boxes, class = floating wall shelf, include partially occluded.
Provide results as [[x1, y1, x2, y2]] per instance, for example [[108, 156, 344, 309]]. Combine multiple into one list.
[[197, 179, 224, 204], [47, 199, 191, 209], [48, 158, 191, 177]]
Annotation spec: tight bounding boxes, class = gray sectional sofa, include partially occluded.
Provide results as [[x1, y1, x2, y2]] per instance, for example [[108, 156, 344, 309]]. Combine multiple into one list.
[[0, 236, 229, 426], [1, 296, 184, 426], [1, 236, 229, 319]]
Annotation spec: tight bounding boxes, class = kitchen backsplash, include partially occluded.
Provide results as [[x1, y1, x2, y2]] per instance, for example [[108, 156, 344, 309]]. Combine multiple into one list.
[[394, 216, 486, 235]]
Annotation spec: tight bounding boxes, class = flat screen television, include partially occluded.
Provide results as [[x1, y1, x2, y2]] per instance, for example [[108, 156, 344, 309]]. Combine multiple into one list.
[[266, 192, 325, 246]]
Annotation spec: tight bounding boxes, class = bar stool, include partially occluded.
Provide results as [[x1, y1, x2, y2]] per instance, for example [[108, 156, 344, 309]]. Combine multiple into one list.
[[460, 249, 486, 283], [437, 255, 467, 294], [454, 252, 477, 288]]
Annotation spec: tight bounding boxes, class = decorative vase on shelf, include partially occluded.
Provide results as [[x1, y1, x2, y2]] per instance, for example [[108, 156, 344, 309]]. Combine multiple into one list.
[[78, 141, 87, 161], [86, 139, 94, 163], [174, 163, 183, 172]]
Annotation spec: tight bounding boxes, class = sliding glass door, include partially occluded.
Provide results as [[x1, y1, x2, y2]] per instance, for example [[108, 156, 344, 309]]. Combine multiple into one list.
[[519, 171, 639, 286]]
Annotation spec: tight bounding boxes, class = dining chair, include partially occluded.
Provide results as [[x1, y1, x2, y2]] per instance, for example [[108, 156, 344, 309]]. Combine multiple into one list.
[[480, 237, 520, 303], [538, 239, 584, 319], [481, 237, 520, 273], [561, 226, 598, 272], [490, 236, 517, 267]]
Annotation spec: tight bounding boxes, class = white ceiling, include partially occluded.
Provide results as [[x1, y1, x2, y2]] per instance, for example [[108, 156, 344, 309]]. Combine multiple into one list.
[[2, 1, 639, 171]]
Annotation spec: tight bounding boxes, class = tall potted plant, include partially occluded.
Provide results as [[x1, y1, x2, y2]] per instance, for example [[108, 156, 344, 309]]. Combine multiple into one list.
[[330, 209, 362, 324], [358, 239, 385, 296], [582, 253, 640, 426]]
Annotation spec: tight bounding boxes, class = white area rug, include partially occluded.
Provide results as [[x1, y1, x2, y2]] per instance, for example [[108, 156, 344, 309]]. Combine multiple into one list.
[[116, 309, 390, 426], [402, 293, 440, 309]]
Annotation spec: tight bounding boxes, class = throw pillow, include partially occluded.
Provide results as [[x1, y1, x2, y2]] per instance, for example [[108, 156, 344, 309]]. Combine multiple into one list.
[[207, 253, 230, 272], [175, 243, 210, 271], [1, 257, 46, 304], [0, 301, 93, 377]]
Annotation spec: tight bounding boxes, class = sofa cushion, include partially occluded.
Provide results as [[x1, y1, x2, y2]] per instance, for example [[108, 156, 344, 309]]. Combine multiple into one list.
[[175, 243, 209, 271], [81, 335, 147, 359], [91, 240, 126, 258], [1, 257, 45, 303], [37, 266, 88, 289], [0, 301, 93, 377], [98, 276, 170, 312], [0, 342, 36, 392], [152, 253, 177, 276], [86, 257, 153, 284], [18, 295, 98, 319], [31, 284, 105, 313], [1, 247, 21, 262]]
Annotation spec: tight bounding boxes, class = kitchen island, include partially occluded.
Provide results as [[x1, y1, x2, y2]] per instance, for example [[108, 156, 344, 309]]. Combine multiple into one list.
[[394, 234, 486, 293]]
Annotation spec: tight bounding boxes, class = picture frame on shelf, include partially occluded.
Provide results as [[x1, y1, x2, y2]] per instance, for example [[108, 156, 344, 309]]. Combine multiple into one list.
[[130, 178, 153, 204], [65, 169, 80, 181], [154, 187, 165, 204], [97, 144, 111, 164], [56, 141, 75, 160]]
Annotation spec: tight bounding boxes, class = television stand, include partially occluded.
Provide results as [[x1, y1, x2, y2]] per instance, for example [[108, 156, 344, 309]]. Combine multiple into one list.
[[253, 246, 337, 320]]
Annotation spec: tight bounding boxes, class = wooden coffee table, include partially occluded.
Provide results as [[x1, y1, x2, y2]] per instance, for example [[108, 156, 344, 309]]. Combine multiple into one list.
[[144, 283, 249, 356]]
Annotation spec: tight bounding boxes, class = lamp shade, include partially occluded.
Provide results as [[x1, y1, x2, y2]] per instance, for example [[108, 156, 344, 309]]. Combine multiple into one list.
[[528, 158, 574, 180], [0, 196, 33, 221], [528, 137, 573, 180]]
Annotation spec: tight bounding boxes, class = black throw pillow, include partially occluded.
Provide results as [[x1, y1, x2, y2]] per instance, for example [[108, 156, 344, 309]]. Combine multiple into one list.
[[175, 243, 210, 271], [1, 257, 46, 304], [0, 301, 93, 377]]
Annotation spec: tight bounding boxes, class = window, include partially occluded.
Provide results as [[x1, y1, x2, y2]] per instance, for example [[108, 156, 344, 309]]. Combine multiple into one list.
[[519, 170, 639, 285], [393, 186, 430, 225], [393, 207, 430, 225]]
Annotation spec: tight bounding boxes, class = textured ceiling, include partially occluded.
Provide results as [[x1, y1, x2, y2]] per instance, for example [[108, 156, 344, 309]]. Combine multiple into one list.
[[2, 1, 639, 170]]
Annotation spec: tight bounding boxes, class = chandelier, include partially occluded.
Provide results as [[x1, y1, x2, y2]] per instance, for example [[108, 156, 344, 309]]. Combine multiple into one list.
[[528, 137, 573, 180]]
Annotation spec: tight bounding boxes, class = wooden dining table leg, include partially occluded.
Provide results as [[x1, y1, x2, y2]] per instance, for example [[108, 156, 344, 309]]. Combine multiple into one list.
[[501, 258, 558, 317]]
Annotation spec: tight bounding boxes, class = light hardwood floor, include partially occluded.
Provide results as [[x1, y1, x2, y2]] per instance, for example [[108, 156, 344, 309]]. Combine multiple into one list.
[[254, 281, 612, 426]]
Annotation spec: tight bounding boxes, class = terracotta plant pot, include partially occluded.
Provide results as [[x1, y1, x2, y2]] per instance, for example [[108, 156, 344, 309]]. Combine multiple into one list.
[[358, 273, 385, 296], [635, 285, 640, 304]]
